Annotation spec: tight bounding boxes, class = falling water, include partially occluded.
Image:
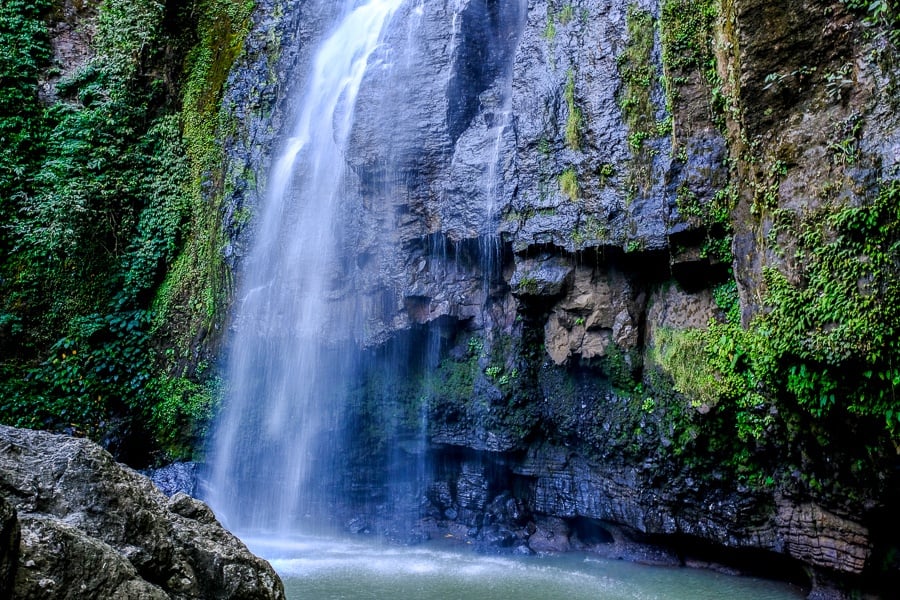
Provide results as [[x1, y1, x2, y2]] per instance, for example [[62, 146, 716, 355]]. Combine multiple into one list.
[[206, 0, 404, 534], [206, 0, 527, 541]]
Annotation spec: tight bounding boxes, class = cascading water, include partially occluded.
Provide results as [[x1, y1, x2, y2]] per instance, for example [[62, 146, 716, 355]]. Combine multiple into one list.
[[206, 0, 404, 534], [206, 0, 526, 540]]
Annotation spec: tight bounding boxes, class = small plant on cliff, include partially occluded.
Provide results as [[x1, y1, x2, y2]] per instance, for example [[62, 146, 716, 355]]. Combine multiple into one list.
[[617, 6, 659, 154], [844, 0, 900, 44], [564, 68, 584, 151], [517, 276, 540, 295], [558, 167, 580, 201]]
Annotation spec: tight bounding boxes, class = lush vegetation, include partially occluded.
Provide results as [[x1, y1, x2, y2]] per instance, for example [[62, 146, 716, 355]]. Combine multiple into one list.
[[0, 0, 254, 462], [654, 180, 900, 492]]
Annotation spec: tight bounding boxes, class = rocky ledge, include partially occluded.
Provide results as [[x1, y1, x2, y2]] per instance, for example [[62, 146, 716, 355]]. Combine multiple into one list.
[[0, 425, 284, 599]]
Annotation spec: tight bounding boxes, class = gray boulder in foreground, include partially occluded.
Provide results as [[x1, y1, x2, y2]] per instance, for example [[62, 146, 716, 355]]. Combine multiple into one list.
[[0, 425, 285, 599]]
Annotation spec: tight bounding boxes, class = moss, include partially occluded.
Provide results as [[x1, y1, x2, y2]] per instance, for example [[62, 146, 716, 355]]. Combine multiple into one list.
[[558, 167, 579, 201], [148, 373, 221, 460], [617, 6, 658, 152], [154, 0, 256, 350], [564, 67, 583, 150]]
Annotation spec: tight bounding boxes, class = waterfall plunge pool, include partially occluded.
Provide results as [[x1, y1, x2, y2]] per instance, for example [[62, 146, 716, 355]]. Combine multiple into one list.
[[244, 535, 805, 600]]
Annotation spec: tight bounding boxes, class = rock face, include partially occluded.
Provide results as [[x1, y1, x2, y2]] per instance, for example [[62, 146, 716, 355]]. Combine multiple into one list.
[[0, 425, 284, 599], [0, 496, 17, 598], [209, 0, 900, 597]]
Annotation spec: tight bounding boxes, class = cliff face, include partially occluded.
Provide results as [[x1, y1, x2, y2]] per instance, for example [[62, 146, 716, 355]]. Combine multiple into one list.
[[208, 0, 900, 596]]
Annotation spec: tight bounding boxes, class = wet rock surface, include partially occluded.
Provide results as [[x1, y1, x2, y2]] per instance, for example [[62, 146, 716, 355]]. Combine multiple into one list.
[[144, 462, 199, 498], [0, 425, 284, 599]]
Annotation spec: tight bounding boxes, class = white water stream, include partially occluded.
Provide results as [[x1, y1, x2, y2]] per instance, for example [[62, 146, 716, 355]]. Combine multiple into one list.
[[207, 0, 404, 535]]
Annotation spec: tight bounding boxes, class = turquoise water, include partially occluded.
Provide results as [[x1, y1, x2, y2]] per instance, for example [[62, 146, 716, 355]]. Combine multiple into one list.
[[246, 536, 805, 600]]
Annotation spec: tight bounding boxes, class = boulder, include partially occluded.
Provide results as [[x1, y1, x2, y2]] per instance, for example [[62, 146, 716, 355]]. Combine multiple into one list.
[[0, 425, 285, 599]]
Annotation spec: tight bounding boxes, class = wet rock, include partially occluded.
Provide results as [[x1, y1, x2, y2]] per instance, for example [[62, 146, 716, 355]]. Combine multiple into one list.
[[513, 445, 873, 578], [543, 266, 641, 365], [509, 254, 574, 297], [774, 500, 871, 575], [0, 425, 284, 600], [527, 516, 571, 554], [144, 462, 198, 498], [481, 525, 517, 548], [346, 517, 369, 535], [456, 462, 491, 512]]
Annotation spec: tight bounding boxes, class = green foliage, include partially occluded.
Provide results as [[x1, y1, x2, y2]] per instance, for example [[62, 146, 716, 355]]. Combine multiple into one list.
[[544, 11, 557, 41], [148, 373, 220, 460], [675, 184, 735, 263], [655, 181, 900, 447], [0, 0, 52, 248], [713, 280, 740, 324], [659, 0, 730, 134], [558, 167, 579, 201], [598, 163, 615, 185], [652, 327, 719, 409], [564, 68, 583, 150], [544, 3, 577, 41], [9, 0, 178, 331], [517, 276, 540, 295], [764, 182, 900, 428], [0, 0, 255, 461], [653, 322, 778, 443], [1, 310, 153, 434], [617, 7, 658, 153], [660, 0, 718, 77], [843, 0, 900, 44], [155, 0, 256, 332]]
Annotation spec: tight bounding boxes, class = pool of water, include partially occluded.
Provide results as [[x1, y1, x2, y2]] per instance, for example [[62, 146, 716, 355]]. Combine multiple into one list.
[[245, 535, 806, 600]]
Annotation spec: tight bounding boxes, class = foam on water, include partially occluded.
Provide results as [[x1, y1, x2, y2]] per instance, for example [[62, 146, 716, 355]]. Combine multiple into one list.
[[245, 536, 804, 600]]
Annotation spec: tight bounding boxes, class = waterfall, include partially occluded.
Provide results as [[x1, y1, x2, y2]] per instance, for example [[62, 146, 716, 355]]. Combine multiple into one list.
[[206, 0, 404, 535], [205, 0, 526, 541]]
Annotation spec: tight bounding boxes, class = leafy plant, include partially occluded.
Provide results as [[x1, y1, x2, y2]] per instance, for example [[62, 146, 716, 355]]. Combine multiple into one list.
[[843, 0, 900, 45]]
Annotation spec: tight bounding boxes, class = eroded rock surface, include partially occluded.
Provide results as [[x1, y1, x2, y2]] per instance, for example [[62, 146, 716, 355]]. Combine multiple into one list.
[[0, 425, 284, 599]]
